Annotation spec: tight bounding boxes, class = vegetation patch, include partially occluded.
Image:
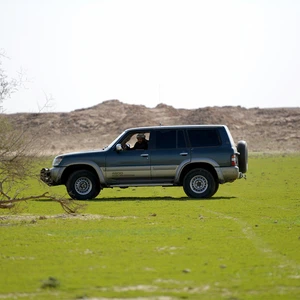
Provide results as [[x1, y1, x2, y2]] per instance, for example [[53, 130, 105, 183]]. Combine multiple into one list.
[[0, 154, 299, 299]]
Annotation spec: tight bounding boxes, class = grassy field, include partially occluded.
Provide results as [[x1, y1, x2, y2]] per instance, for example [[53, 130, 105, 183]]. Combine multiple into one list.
[[0, 154, 299, 299]]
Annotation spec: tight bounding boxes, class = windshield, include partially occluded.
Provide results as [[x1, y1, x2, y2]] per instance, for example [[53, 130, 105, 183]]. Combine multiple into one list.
[[102, 130, 126, 150]]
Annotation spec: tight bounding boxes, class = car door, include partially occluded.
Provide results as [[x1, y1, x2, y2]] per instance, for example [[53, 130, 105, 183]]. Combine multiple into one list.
[[150, 129, 191, 183], [186, 128, 224, 163], [105, 133, 151, 185]]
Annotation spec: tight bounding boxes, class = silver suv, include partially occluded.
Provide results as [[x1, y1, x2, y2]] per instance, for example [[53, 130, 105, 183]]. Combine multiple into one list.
[[40, 125, 248, 200]]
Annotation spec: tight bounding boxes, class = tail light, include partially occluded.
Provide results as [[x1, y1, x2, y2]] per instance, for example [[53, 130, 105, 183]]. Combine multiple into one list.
[[231, 154, 238, 166]]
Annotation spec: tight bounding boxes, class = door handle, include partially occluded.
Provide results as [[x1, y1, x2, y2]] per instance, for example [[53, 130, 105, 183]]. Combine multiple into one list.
[[180, 152, 188, 156], [140, 154, 149, 158]]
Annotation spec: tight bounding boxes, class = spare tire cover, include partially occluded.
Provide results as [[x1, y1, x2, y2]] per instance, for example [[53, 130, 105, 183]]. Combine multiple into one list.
[[237, 140, 248, 173]]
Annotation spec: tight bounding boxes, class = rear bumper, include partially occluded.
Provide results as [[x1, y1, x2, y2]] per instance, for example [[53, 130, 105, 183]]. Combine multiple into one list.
[[217, 166, 240, 183]]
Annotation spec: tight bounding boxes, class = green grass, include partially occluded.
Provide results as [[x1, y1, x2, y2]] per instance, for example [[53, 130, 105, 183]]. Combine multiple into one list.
[[0, 154, 299, 299]]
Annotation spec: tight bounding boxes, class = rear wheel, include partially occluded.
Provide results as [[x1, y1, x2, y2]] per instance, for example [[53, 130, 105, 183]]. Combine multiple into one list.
[[66, 170, 100, 200], [183, 168, 218, 198]]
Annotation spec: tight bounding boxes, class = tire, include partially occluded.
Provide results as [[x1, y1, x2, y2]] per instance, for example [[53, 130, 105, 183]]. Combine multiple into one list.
[[183, 168, 217, 199], [237, 140, 248, 173], [66, 170, 100, 200], [214, 181, 220, 195]]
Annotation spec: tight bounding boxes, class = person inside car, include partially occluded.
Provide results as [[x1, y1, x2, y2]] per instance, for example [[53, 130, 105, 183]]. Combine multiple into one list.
[[132, 133, 148, 150]]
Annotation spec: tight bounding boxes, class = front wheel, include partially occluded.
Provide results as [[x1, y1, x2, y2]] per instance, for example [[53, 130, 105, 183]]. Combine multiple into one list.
[[183, 168, 218, 198], [66, 170, 100, 200]]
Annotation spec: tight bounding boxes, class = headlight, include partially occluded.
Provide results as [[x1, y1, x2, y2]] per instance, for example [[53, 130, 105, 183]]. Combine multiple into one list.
[[53, 156, 63, 166]]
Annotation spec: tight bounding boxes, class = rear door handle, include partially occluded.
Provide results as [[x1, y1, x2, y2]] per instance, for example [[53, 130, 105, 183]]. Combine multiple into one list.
[[180, 153, 188, 156], [141, 154, 149, 158]]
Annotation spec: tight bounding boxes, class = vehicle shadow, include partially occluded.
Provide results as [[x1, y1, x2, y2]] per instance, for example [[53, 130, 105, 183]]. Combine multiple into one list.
[[37, 196, 236, 202], [92, 196, 236, 202]]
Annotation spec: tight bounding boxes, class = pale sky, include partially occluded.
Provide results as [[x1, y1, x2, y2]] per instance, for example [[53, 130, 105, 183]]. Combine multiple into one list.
[[1, 0, 300, 113]]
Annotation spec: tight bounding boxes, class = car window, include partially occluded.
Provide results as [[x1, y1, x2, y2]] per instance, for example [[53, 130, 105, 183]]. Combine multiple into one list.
[[155, 130, 186, 149], [187, 129, 221, 147], [127, 133, 150, 146], [120, 132, 151, 150], [155, 130, 176, 149], [177, 130, 186, 148]]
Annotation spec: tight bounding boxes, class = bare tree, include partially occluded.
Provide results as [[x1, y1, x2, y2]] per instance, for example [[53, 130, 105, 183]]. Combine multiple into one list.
[[0, 51, 83, 213], [0, 51, 19, 112]]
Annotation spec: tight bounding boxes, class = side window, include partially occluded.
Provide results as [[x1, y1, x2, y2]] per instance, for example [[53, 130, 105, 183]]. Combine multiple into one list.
[[177, 130, 186, 148], [155, 130, 176, 149], [120, 132, 150, 150], [187, 129, 221, 147]]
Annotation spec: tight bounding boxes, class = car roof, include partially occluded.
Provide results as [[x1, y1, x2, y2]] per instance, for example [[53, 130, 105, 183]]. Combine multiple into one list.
[[125, 125, 227, 132]]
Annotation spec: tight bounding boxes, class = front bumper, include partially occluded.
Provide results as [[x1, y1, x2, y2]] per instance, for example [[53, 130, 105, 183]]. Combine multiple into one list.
[[40, 167, 65, 186], [40, 168, 53, 186]]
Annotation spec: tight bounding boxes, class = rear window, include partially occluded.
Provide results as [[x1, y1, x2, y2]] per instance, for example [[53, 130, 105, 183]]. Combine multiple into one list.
[[187, 129, 221, 147]]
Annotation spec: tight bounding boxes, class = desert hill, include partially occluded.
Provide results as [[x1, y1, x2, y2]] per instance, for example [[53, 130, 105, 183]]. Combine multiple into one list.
[[5, 100, 300, 154]]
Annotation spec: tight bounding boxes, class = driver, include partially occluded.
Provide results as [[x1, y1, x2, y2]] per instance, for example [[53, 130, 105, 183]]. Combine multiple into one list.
[[132, 133, 148, 150]]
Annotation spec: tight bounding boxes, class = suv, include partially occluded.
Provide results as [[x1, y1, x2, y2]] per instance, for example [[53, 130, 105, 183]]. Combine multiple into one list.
[[40, 125, 247, 200]]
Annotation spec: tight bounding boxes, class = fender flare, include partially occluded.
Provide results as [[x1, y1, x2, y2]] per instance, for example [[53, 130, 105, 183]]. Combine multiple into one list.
[[62, 160, 106, 186], [174, 158, 223, 183]]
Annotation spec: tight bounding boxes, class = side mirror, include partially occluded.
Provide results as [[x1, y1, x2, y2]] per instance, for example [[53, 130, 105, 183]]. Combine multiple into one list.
[[116, 144, 123, 152]]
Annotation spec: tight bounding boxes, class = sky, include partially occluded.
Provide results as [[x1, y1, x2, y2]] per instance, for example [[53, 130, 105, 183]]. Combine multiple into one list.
[[0, 0, 300, 113]]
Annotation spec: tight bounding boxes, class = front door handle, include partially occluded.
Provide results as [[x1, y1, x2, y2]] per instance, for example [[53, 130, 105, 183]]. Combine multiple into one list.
[[141, 154, 149, 158]]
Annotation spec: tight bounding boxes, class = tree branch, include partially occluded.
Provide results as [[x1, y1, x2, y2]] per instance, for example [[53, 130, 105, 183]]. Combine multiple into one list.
[[0, 192, 86, 214]]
